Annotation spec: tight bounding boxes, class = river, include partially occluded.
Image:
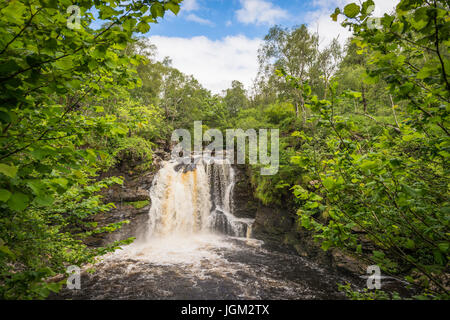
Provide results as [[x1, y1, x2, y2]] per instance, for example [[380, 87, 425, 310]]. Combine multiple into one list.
[[54, 156, 360, 300]]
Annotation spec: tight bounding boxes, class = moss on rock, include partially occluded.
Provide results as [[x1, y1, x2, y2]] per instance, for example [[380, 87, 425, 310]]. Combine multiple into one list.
[[125, 200, 150, 209]]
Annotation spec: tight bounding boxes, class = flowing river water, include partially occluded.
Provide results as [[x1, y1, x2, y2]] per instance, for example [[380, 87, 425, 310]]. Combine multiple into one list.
[[55, 156, 362, 300]]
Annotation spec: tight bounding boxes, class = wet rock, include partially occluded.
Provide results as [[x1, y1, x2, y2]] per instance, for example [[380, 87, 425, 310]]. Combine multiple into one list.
[[173, 163, 184, 172], [252, 203, 338, 270], [139, 171, 156, 190], [253, 205, 293, 237], [330, 249, 367, 275], [89, 146, 170, 247], [85, 203, 150, 247], [183, 163, 197, 173], [231, 165, 257, 219], [173, 162, 198, 173], [212, 210, 234, 236], [122, 188, 149, 202], [104, 186, 149, 203]]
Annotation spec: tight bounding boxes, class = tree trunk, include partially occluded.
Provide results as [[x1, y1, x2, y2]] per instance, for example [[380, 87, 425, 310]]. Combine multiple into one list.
[[389, 94, 400, 130], [361, 84, 368, 113], [300, 94, 306, 125]]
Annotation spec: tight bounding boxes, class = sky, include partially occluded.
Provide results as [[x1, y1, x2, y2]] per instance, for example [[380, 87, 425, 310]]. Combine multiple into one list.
[[126, 0, 400, 94]]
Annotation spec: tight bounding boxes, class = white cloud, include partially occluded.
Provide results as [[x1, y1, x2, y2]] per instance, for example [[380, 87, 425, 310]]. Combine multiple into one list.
[[148, 35, 263, 94], [186, 13, 214, 26], [306, 0, 399, 49], [182, 0, 200, 12], [236, 0, 288, 25], [146, 1, 399, 94], [370, 0, 400, 16]]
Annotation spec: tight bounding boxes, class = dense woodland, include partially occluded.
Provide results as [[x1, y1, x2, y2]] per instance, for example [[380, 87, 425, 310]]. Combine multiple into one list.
[[0, 0, 449, 299]]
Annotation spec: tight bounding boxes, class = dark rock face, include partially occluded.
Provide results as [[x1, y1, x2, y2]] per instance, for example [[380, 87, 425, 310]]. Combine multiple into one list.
[[250, 200, 368, 275], [253, 205, 293, 237], [233, 166, 366, 277], [103, 186, 150, 203], [212, 210, 235, 236], [88, 149, 171, 247], [231, 165, 258, 219], [86, 205, 150, 246], [212, 210, 251, 238]]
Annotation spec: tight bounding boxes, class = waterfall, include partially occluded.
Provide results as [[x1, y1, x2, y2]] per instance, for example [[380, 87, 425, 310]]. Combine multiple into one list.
[[146, 156, 254, 240]]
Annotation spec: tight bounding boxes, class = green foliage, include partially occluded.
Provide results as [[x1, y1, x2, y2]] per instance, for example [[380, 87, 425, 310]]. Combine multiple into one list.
[[223, 80, 249, 117], [338, 283, 402, 300], [343, 3, 360, 19], [0, 0, 177, 299], [264, 102, 296, 124], [280, 0, 449, 297], [109, 136, 154, 171]]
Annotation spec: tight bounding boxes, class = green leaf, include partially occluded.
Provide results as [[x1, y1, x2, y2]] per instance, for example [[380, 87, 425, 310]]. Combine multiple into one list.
[[0, 60, 21, 74], [27, 180, 45, 195], [38, 0, 58, 9], [151, 3, 165, 18], [344, 3, 360, 18], [7, 192, 30, 211], [99, 5, 120, 19], [0, 0, 27, 24], [404, 239, 415, 249], [401, 183, 419, 197], [0, 245, 15, 259], [52, 178, 68, 188], [361, 0, 375, 15], [416, 66, 434, 79], [165, 2, 180, 15], [46, 282, 62, 293], [321, 241, 332, 251], [438, 242, 449, 253], [389, 158, 402, 167], [34, 194, 54, 207], [433, 249, 445, 265], [30, 148, 53, 160], [123, 18, 136, 32], [330, 7, 341, 21], [0, 163, 18, 178], [54, 56, 74, 70], [360, 159, 379, 171], [137, 22, 150, 34], [0, 189, 12, 202], [348, 90, 362, 99], [372, 250, 385, 259], [300, 214, 311, 229], [322, 177, 336, 190]]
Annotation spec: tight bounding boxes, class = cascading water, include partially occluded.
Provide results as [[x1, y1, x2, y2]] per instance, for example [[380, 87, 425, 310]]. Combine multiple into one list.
[[53, 155, 362, 300], [145, 156, 254, 240], [207, 159, 254, 238]]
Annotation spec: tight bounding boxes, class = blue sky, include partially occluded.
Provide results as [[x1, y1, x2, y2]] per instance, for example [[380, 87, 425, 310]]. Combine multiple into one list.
[[148, 0, 315, 40], [93, 0, 398, 94]]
